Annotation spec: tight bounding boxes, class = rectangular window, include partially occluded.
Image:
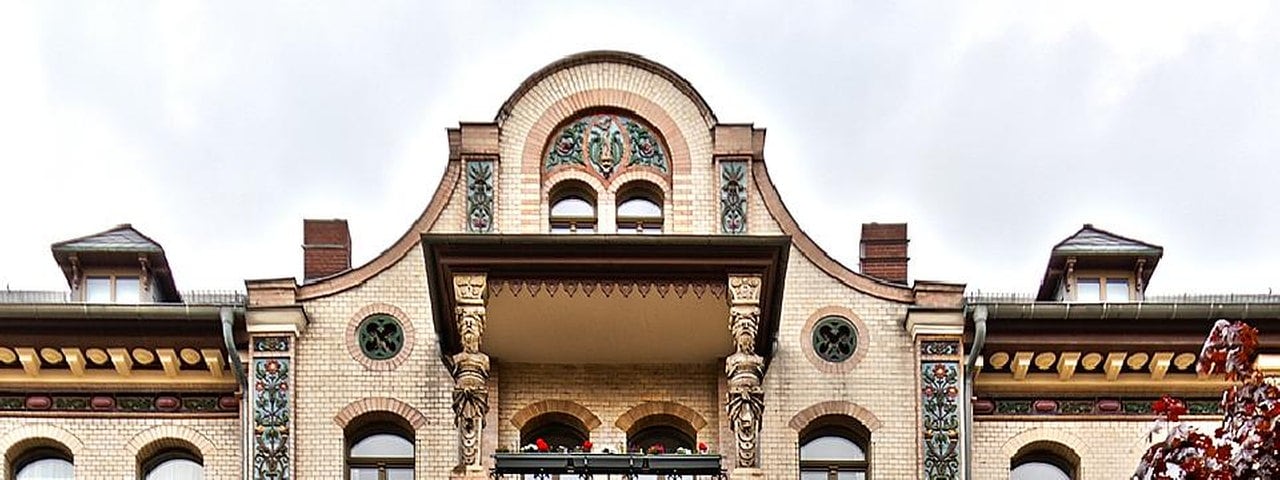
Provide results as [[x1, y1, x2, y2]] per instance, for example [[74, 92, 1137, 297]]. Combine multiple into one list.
[[1075, 278, 1101, 302], [1105, 279, 1131, 302], [115, 277, 141, 303], [85, 277, 112, 302]]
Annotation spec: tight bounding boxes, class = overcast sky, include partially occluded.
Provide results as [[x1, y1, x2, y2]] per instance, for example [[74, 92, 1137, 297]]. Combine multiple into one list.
[[1, 1, 1277, 296]]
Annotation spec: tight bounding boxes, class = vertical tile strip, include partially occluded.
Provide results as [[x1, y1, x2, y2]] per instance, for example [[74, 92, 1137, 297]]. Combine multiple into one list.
[[466, 159, 495, 233], [719, 160, 748, 234], [252, 336, 292, 480]]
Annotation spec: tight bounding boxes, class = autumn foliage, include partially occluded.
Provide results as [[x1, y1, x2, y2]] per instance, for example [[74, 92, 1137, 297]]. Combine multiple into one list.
[[1134, 320, 1280, 479]]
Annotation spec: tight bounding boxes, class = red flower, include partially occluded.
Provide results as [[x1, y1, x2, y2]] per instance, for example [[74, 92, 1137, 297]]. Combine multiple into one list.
[[536, 438, 549, 452], [582, 440, 593, 451], [697, 442, 708, 453]]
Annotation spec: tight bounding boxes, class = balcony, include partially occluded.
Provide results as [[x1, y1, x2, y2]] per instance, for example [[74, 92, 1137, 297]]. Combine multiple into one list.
[[492, 453, 723, 478]]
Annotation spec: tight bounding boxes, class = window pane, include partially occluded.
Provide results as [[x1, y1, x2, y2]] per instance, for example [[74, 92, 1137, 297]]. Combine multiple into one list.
[[801, 472, 829, 480], [146, 458, 203, 480], [15, 458, 74, 480], [349, 467, 380, 480], [386, 468, 415, 480], [837, 473, 866, 480], [800, 436, 865, 461], [550, 197, 594, 217], [1106, 279, 1130, 302], [1075, 278, 1100, 302], [350, 434, 414, 458], [1011, 461, 1071, 480], [85, 277, 111, 302], [617, 198, 662, 218], [115, 277, 141, 303]]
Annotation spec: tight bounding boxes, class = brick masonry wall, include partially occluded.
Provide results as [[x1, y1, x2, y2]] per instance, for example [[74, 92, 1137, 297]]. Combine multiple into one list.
[[495, 363, 721, 452], [0, 417, 240, 479], [294, 247, 459, 479], [758, 250, 918, 478], [972, 419, 1219, 479], [497, 63, 716, 235]]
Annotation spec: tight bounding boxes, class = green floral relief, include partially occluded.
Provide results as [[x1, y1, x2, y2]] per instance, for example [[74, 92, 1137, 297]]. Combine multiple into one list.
[[544, 114, 669, 179], [921, 361, 960, 480]]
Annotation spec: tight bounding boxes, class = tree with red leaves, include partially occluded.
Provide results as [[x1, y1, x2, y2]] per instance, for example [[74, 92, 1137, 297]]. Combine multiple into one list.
[[1134, 320, 1280, 479]]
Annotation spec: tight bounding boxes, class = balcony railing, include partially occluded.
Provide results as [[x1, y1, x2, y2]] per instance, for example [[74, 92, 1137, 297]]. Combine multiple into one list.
[[492, 453, 724, 479]]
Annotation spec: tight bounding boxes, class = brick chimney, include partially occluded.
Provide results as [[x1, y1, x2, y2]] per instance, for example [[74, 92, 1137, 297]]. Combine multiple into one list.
[[303, 219, 351, 281], [859, 223, 909, 284]]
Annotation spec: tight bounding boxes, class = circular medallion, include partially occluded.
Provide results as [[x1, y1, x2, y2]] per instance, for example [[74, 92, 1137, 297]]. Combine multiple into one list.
[[357, 314, 404, 360], [812, 316, 858, 363]]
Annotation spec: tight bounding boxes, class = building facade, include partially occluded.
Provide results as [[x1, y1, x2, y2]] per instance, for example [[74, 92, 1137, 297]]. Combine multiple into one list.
[[0, 51, 1275, 480]]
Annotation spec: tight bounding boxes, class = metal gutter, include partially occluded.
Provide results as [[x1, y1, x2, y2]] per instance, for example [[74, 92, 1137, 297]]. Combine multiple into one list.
[[968, 302, 1280, 321], [0, 302, 241, 321], [962, 306, 988, 480]]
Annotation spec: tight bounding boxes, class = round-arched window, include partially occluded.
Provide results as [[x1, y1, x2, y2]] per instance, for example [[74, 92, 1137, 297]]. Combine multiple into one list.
[[521, 412, 589, 451], [357, 314, 405, 360], [812, 316, 858, 363], [144, 454, 203, 480], [13, 448, 73, 480], [1010, 461, 1071, 480], [549, 182, 598, 234], [800, 420, 870, 480], [1011, 442, 1078, 480], [616, 183, 663, 234], [348, 431, 414, 480]]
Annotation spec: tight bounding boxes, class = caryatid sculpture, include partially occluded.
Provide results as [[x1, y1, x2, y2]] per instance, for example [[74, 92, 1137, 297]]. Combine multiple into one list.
[[726, 274, 765, 468], [452, 273, 490, 468]]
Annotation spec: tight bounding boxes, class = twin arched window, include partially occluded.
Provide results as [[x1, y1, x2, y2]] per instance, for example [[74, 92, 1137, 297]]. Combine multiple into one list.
[[549, 181, 663, 234], [800, 418, 870, 480]]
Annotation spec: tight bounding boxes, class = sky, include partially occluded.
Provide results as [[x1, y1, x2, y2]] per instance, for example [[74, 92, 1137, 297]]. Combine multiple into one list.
[[0, 1, 1277, 296]]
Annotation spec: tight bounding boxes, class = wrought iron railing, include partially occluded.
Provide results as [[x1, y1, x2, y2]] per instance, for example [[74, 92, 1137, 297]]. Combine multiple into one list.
[[492, 453, 724, 479], [965, 291, 1280, 304], [0, 289, 247, 305]]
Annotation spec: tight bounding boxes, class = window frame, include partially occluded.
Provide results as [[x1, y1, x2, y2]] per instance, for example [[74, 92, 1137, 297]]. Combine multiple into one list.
[[81, 272, 144, 303], [346, 426, 415, 480], [140, 449, 204, 480], [799, 423, 871, 480], [1011, 453, 1076, 480], [1070, 273, 1133, 302], [614, 182, 664, 235], [11, 446, 74, 480], [548, 182, 599, 235]]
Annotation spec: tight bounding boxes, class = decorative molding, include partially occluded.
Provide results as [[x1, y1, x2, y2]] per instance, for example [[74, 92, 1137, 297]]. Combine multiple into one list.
[[465, 158, 496, 233], [719, 160, 748, 234], [451, 273, 490, 468], [0, 392, 236, 414], [543, 113, 670, 181], [252, 357, 290, 480], [973, 396, 1223, 417], [921, 361, 960, 480], [253, 337, 289, 353], [489, 278, 726, 300], [921, 340, 961, 357], [344, 303, 417, 372]]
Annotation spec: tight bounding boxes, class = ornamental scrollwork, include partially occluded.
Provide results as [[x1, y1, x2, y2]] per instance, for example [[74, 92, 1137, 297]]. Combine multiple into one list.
[[921, 361, 959, 480], [253, 358, 291, 480], [465, 159, 495, 233], [720, 160, 748, 234], [544, 113, 669, 181]]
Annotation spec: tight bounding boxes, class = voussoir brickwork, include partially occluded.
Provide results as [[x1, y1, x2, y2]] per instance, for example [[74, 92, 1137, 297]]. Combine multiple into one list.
[[334, 397, 430, 431], [615, 401, 709, 433], [510, 400, 602, 433]]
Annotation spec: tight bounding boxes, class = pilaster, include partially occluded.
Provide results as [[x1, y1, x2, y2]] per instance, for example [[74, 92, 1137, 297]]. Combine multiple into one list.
[[907, 281, 966, 480], [245, 278, 308, 480]]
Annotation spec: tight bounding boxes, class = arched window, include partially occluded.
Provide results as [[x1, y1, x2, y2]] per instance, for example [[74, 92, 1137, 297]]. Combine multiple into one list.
[[142, 450, 203, 480], [615, 183, 663, 234], [800, 416, 870, 480], [1011, 442, 1077, 480], [12, 446, 74, 480], [549, 181, 597, 234], [626, 414, 695, 453], [347, 416, 415, 480], [521, 412, 589, 451]]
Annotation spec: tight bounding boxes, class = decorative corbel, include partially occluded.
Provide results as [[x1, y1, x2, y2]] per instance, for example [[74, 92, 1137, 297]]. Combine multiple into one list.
[[1064, 257, 1077, 296], [69, 254, 81, 298], [451, 273, 490, 469], [139, 255, 152, 295], [725, 274, 764, 468], [1135, 258, 1147, 300]]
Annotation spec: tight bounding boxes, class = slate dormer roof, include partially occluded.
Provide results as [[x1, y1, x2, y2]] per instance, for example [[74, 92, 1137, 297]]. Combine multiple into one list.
[[50, 224, 181, 302], [1035, 224, 1164, 301]]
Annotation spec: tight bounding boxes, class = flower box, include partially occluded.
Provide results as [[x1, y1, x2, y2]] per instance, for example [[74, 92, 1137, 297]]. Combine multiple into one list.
[[492, 452, 722, 476]]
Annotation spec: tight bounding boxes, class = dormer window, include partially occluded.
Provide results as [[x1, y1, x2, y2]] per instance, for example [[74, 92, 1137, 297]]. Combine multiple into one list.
[[616, 183, 663, 234], [1073, 276, 1131, 302], [84, 275, 142, 303], [549, 181, 597, 234]]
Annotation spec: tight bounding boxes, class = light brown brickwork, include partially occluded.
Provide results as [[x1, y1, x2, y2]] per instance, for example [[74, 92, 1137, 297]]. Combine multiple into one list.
[[973, 419, 1219, 479], [509, 400, 601, 433], [333, 397, 430, 431], [0, 417, 239, 480]]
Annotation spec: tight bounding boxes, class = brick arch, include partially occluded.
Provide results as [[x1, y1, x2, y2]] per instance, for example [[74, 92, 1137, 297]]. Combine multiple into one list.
[[1000, 427, 1090, 461], [126, 425, 218, 477], [510, 400, 602, 432], [1, 423, 85, 476], [521, 89, 695, 233], [788, 400, 883, 433], [333, 397, 430, 431], [615, 401, 708, 434]]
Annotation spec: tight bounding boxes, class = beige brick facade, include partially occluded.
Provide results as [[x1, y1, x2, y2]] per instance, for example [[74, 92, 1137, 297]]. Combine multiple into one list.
[[0, 417, 239, 480]]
